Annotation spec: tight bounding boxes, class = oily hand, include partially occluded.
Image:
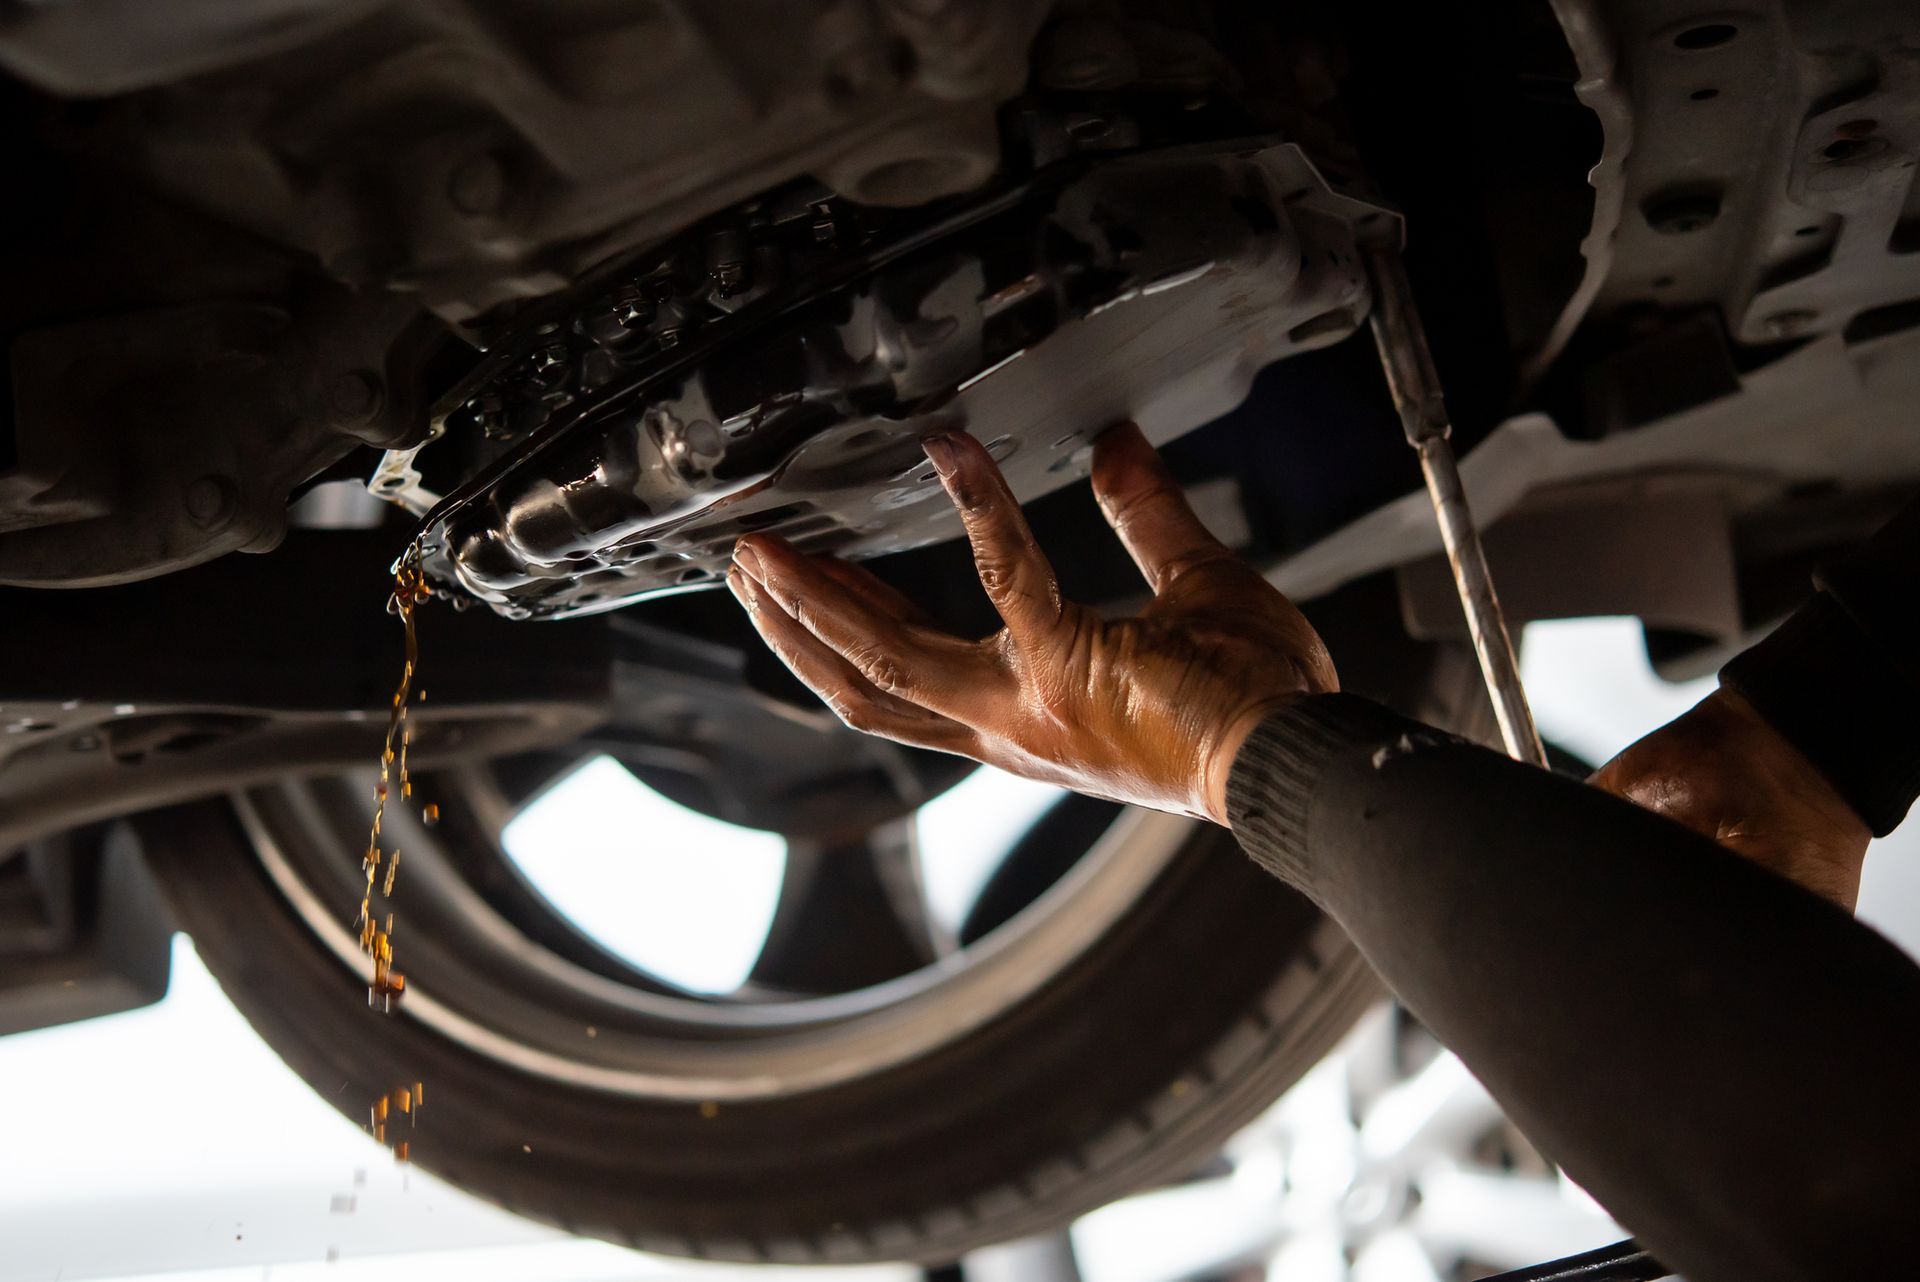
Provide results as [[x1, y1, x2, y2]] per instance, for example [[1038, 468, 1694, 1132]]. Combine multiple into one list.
[[727, 423, 1336, 825], [1590, 687, 1871, 908]]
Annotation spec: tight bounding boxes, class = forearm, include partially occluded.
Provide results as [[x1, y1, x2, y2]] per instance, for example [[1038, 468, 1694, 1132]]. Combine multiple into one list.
[[1230, 694, 1920, 1282]]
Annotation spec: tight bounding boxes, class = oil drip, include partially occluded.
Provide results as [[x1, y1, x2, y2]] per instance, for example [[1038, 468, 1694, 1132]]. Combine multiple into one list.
[[359, 542, 434, 1160]]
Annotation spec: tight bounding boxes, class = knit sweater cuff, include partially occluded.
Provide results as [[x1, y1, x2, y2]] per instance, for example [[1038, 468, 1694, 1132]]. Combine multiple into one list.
[[1226, 693, 1419, 886]]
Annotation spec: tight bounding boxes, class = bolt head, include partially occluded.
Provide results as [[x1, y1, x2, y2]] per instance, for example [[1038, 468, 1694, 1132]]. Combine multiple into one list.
[[475, 393, 511, 439], [611, 284, 654, 329]]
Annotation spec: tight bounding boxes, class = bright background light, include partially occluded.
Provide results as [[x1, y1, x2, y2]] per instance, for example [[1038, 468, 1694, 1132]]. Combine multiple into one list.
[[501, 756, 787, 993], [915, 767, 1066, 933]]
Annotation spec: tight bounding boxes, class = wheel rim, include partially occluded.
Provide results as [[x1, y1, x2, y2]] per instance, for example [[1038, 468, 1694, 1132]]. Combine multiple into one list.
[[235, 753, 1192, 1102]]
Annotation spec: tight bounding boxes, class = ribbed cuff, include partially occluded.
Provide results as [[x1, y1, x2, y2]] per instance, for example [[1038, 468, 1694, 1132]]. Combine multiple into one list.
[[1722, 593, 1920, 837], [1227, 693, 1430, 887]]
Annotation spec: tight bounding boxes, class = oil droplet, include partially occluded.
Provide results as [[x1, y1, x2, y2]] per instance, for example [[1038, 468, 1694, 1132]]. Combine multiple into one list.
[[422, 802, 440, 826], [699, 1101, 719, 1119], [369, 1082, 425, 1152]]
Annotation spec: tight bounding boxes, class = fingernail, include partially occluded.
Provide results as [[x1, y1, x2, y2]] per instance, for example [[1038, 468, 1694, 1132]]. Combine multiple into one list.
[[922, 433, 958, 479], [732, 538, 763, 580], [725, 565, 758, 612]]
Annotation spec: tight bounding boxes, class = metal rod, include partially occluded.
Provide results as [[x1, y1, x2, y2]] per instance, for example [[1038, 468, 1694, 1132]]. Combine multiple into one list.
[[1364, 245, 1549, 768], [1474, 1236, 1671, 1281]]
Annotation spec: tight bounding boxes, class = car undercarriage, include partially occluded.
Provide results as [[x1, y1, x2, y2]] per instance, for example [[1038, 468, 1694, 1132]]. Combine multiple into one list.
[[4, 0, 1920, 1264]]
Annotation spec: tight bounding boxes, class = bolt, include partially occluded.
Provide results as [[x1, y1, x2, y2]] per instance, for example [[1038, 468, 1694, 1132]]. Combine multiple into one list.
[[473, 392, 510, 439], [712, 261, 746, 296], [527, 345, 573, 389], [656, 327, 683, 350], [447, 152, 507, 216], [611, 284, 653, 329], [328, 369, 383, 423], [184, 475, 236, 529], [811, 201, 836, 243]]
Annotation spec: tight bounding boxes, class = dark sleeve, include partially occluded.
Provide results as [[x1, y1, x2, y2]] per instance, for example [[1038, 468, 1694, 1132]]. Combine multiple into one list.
[[1721, 504, 1920, 836], [1228, 693, 1920, 1282]]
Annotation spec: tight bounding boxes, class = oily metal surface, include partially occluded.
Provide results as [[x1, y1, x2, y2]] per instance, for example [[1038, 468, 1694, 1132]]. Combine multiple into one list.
[[415, 140, 1394, 619]]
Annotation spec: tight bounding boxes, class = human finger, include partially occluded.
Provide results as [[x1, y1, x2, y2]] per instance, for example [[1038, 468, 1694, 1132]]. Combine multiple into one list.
[[728, 567, 981, 755], [1089, 421, 1235, 594], [922, 431, 1064, 647], [734, 534, 994, 720], [809, 556, 940, 630]]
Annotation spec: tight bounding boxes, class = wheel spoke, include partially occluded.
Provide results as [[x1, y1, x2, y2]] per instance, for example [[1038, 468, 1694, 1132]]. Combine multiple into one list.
[[1358, 1050, 1502, 1178], [747, 821, 943, 994]]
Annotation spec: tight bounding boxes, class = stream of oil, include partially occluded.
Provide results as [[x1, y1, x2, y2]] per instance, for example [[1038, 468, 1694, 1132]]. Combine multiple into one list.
[[360, 541, 434, 1160]]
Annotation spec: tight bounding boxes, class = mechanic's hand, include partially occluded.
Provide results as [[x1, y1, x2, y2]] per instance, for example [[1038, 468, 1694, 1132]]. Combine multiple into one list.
[[1589, 688, 1871, 908], [727, 423, 1336, 825]]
